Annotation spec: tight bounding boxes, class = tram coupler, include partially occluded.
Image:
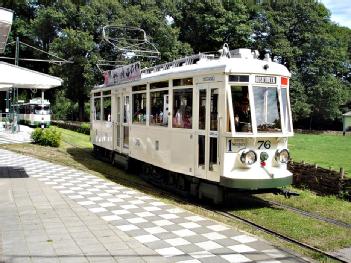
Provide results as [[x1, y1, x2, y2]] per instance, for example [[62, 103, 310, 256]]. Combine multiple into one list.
[[273, 189, 299, 198]]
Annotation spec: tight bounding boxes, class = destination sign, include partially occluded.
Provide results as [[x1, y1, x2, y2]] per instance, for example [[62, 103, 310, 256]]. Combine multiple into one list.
[[103, 62, 141, 87], [255, 76, 276, 84]]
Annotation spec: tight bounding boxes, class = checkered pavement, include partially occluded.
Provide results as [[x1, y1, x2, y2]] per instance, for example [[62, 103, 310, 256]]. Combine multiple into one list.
[[0, 149, 306, 263], [0, 136, 30, 144]]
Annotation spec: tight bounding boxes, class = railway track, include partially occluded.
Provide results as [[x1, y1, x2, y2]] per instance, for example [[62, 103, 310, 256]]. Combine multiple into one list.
[[263, 199, 351, 229], [214, 209, 348, 263], [229, 194, 351, 229]]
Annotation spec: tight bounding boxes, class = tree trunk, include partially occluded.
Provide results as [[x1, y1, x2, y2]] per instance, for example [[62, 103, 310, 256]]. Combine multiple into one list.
[[79, 98, 85, 121], [309, 115, 313, 131]]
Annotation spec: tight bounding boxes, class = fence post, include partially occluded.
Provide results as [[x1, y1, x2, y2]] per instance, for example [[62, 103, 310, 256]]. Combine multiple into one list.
[[340, 168, 345, 179]]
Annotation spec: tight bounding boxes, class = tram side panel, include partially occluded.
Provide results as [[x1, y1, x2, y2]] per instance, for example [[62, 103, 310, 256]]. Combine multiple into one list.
[[91, 120, 114, 151], [130, 126, 195, 176]]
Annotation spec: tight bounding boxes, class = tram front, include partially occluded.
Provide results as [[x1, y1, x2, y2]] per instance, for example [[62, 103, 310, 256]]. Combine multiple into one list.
[[222, 64, 293, 190]]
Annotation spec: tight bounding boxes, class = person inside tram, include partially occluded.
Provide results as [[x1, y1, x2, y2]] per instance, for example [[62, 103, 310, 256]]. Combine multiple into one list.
[[234, 97, 251, 132], [183, 110, 192, 129]]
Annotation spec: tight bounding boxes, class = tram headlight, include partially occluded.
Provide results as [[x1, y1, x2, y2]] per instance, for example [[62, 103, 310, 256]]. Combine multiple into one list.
[[275, 149, 290, 164], [240, 150, 257, 166]]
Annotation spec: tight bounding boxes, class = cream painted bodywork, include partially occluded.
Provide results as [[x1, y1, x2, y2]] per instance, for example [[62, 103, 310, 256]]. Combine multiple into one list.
[[91, 53, 294, 189]]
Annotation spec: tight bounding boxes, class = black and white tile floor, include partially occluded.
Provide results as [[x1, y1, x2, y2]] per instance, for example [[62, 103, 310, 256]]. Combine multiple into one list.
[[0, 149, 307, 263]]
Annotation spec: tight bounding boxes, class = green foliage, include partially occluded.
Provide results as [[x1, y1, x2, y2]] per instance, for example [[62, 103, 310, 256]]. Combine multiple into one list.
[[52, 90, 74, 120], [78, 122, 90, 135], [173, 1, 253, 53], [1, 0, 350, 129], [31, 127, 61, 147]]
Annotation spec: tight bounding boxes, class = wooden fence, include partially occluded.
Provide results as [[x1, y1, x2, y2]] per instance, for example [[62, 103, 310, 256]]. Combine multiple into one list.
[[288, 161, 351, 200]]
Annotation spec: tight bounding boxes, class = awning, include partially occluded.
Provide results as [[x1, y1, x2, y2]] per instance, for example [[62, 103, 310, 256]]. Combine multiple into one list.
[[0, 61, 63, 89]]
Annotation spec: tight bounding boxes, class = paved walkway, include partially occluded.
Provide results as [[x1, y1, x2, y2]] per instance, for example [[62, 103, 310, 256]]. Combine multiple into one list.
[[0, 149, 308, 263], [0, 125, 33, 144]]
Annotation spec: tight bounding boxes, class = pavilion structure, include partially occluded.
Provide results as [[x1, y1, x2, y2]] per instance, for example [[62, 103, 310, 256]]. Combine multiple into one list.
[[0, 7, 63, 132]]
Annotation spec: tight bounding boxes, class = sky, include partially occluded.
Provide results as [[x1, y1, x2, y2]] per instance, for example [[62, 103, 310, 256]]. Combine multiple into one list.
[[320, 0, 351, 28]]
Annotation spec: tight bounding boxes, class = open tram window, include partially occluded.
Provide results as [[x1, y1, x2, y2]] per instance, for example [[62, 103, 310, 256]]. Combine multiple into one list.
[[103, 96, 111, 121], [94, 97, 101, 121], [231, 86, 252, 132], [253, 86, 281, 132], [150, 90, 169, 126], [172, 88, 193, 129], [132, 93, 146, 124]]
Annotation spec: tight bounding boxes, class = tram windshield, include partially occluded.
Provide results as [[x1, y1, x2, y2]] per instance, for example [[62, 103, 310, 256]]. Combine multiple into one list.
[[34, 105, 51, 115], [229, 85, 288, 134], [253, 86, 281, 132], [231, 86, 252, 132]]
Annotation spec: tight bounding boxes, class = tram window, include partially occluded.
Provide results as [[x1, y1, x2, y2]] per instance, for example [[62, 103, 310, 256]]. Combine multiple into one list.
[[30, 105, 35, 114], [103, 96, 111, 121], [173, 78, 193, 87], [281, 88, 292, 133], [198, 135, 205, 168], [123, 126, 129, 149], [198, 89, 206, 130], [253, 86, 282, 132], [210, 89, 218, 131], [123, 96, 130, 123], [209, 137, 217, 171], [132, 93, 147, 124], [172, 88, 192, 129], [150, 81, 168, 90], [94, 97, 101, 120], [231, 86, 252, 132], [150, 90, 169, 126], [229, 75, 249, 82], [132, 84, 146, 91]]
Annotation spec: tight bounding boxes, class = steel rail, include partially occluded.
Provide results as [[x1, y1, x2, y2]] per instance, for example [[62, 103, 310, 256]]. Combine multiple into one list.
[[215, 209, 348, 263], [265, 200, 351, 229]]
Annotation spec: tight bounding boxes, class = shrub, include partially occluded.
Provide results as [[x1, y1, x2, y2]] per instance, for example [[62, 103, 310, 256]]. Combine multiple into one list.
[[31, 127, 61, 147], [78, 122, 90, 135]]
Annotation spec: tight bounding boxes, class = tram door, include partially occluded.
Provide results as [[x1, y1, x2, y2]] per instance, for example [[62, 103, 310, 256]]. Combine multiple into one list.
[[195, 85, 220, 181], [122, 94, 130, 154], [113, 95, 122, 152], [114, 93, 130, 154]]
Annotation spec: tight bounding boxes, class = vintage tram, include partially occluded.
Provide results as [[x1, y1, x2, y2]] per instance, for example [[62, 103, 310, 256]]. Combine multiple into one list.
[[91, 46, 293, 203], [18, 97, 51, 127]]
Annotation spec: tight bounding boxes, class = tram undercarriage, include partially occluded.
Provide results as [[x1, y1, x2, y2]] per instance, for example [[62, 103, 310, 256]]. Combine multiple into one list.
[[94, 144, 294, 204]]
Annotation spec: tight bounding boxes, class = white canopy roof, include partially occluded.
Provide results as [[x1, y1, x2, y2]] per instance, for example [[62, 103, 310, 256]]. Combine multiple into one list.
[[0, 61, 63, 89]]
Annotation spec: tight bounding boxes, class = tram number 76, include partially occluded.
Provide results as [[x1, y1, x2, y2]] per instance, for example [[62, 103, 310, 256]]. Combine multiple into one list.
[[257, 140, 271, 150]]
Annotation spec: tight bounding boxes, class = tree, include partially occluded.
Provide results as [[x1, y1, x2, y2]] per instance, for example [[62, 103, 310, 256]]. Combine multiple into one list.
[[173, 0, 253, 53], [251, 1, 351, 127]]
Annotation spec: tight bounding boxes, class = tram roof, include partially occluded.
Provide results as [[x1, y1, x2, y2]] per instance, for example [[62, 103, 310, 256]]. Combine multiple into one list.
[[94, 50, 291, 91], [0, 61, 63, 89], [142, 57, 291, 81]]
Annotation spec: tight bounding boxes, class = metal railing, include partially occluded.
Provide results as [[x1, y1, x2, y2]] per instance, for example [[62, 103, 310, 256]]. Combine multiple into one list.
[[0, 112, 20, 133]]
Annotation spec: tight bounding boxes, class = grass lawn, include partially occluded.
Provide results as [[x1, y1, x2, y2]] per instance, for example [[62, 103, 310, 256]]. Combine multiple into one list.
[[289, 133, 351, 176]]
